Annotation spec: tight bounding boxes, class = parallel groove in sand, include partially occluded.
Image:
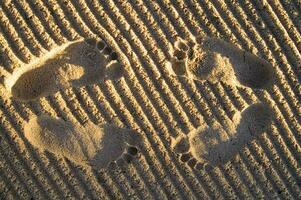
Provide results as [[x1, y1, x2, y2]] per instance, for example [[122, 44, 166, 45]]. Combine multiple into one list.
[[251, 92, 301, 198], [110, 0, 218, 194], [0, 32, 19, 73], [0, 166, 24, 199], [88, 84, 170, 199], [0, 145, 32, 199], [0, 110, 55, 199], [26, 0, 66, 45], [115, 80, 202, 199], [207, 0, 298, 130], [0, 0, 301, 199], [85, 85, 153, 200], [43, 94, 106, 199], [13, 0, 54, 51], [0, 9, 30, 64], [2, 2, 42, 57]]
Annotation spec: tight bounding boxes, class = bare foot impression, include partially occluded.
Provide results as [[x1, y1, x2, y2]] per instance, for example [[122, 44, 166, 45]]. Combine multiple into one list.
[[172, 103, 273, 167], [24, 115, 143, 169], [5, 38, 123, 102], [167, 36, 275, 89]]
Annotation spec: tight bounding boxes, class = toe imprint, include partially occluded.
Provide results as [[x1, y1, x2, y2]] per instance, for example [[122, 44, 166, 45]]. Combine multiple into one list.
[[24, 115, 143, 169], [7, 38, 124, 102]]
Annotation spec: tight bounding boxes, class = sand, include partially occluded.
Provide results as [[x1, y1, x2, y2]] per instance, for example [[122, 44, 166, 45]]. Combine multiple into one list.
[[0, 0, 301, 199]]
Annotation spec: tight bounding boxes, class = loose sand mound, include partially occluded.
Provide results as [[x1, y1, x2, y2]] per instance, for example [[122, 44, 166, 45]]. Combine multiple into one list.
[[0, 0, 300, 199]]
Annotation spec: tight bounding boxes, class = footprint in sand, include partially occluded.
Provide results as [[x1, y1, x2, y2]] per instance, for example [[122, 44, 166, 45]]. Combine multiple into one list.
[[172, 103, 273, 168], [6, 38, 124, 102], [166, 36, 275, 89], [24, 115, 143, 169]]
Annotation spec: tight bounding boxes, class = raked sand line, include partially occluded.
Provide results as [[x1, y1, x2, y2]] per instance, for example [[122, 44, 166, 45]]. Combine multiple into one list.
[[24, 114, 143, 169], [172, 103, 273, 167], [167, 36, 276, 89], [7, 38, 124, 102]]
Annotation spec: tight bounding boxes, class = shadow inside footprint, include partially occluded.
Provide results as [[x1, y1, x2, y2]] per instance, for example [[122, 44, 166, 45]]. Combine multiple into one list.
[[10, 38, 124, 102], [173, 103, 273, 167], [24, 115, 142, 169]]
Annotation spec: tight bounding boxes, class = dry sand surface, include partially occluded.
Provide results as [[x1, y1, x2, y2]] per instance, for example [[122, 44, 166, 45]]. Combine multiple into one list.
[[0, 0, 301, 199]]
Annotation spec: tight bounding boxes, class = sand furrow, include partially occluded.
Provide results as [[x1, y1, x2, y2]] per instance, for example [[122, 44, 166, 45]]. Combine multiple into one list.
[[3, 2, 43, 57], [26, 0, 67, 44], [190, 92, 275, 198], [121, 75, 214, 198], [13, 0, 54, 50], [269, 1, 301, 52], [62, 87, 153, 199], [0, 9, 31, 63], [89, 0, 193, 137], [0, 147, 34, 199], [202, 0, 300, 181], [42, 0, 77, 40], [235, 89, 301, 183], [0, 100, 80, 198], [0, 166, 26, 199], [0, 33, 19, 74], [65, 1, 190, 197], [7, 99, 91, 200], [220, 165, 254, 199]]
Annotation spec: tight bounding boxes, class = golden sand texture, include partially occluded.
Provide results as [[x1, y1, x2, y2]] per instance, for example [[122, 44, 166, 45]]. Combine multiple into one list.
[[0, 0, 301, 199]]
